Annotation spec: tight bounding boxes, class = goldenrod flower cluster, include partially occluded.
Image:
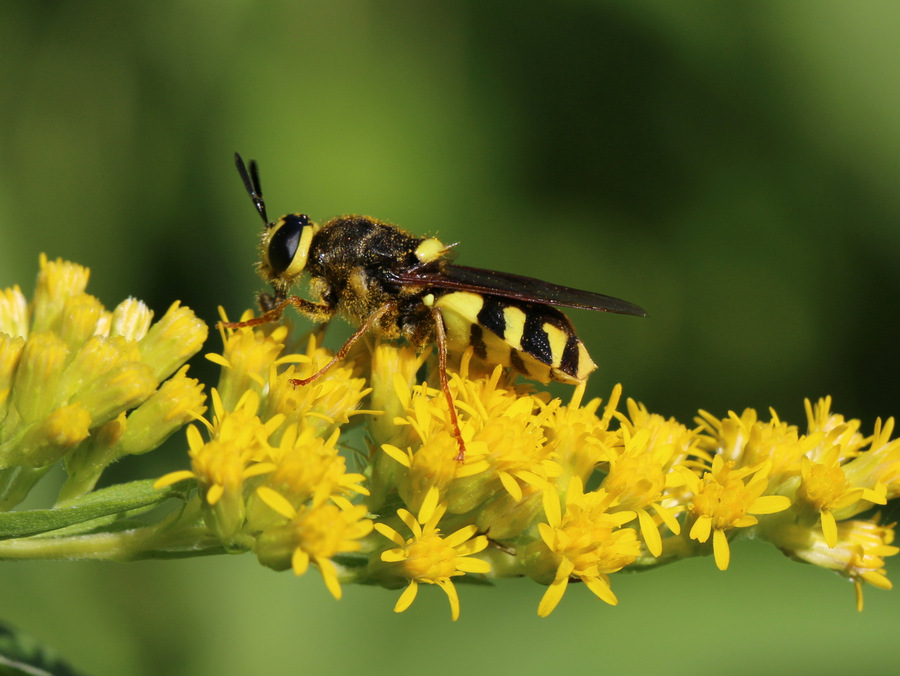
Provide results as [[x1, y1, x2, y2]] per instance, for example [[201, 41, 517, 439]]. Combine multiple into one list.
[[2, 256, 898, 620], [156, 314, 899, 619], [0, 255, 207, 508]]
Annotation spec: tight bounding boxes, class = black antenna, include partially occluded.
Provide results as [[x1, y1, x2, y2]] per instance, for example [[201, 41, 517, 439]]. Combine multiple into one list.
[[234, 152, 269, 226]]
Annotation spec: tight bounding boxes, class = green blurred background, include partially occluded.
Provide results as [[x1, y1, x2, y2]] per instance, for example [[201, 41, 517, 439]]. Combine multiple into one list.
[[2, 1, 899, 674]]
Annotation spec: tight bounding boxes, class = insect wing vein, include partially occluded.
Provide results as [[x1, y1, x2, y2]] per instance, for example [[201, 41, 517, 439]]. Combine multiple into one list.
[[388, 265, 646, 316]]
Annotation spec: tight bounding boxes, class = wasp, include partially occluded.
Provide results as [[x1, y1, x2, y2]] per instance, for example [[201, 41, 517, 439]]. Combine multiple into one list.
[[221, 153, 645, 462]]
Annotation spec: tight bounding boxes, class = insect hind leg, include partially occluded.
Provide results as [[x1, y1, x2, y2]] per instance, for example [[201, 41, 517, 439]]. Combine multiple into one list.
[[431, 307, 468, 463]]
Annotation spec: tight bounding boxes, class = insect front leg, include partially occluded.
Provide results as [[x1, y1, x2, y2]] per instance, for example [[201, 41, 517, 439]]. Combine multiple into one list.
[[431, 306, 467, 463], [218, 295, 334, 330]]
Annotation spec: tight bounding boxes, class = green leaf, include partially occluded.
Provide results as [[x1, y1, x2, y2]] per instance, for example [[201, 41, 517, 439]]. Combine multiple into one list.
[[0, 479, 196, 540], [0, 621, 89, 676]]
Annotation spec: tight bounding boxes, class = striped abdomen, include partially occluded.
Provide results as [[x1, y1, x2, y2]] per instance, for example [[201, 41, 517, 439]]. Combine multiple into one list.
[[434, 291, 596, 385]]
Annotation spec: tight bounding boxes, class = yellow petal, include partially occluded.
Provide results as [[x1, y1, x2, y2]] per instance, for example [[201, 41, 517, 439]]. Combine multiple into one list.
[[537, 574, 569, 617], [821, 510, 838, 549], [437, 578, 461, 621], [255, 486, 297, 519], [713, 529, 731, 570], [690, 515, 712, 543], [638, 508, 662, 558], [394, 582, 419, 613]]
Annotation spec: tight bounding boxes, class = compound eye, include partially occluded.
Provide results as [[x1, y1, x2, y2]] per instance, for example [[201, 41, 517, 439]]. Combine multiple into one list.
[[267, 214, 311, 277]]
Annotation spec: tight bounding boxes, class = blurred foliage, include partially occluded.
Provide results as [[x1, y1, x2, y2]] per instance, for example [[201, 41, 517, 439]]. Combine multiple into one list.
[[1, 1, 899, 674]]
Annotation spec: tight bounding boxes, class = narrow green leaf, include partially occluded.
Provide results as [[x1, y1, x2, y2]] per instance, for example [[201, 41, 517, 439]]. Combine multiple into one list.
[[0, 479, 196, 540]]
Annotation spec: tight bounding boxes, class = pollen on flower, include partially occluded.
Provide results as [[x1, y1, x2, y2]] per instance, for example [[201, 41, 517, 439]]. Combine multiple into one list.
[[797, 452, 886, 548], [601, 427, 683, 557], [168, 408, 273, 542], [697, 407, 810, 485], [176, 390, 278, 509], [375, 373, 488, 515], [543, 387, 628, 490], [380, 362, 563, 516]]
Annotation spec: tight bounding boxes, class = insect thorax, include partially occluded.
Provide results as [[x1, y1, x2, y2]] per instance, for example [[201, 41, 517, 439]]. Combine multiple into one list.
[[306, 216, 439, 342]]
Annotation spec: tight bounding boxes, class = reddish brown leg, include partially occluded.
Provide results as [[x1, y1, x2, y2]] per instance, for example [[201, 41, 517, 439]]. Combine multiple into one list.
[[290, 302, 395, 387], [431, 307, 467, 463], [218, 296, 333, 330]]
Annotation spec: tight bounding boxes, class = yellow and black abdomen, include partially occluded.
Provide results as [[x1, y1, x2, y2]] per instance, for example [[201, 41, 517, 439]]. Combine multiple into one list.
[[434, 291, 596, 385]]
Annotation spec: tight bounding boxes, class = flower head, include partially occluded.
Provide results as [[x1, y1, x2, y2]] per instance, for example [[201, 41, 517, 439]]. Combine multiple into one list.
[[374, 495, 490, 620], [255, 495, 374, 599], [776, 518, 898, 611], [680, 456, 791, 570], [528, 477, 641, 616]]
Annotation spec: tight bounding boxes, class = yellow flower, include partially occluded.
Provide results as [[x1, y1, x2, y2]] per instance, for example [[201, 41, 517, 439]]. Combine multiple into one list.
[[60, 365, 207, 502], [774, 518, 898, 611], [208, 310, 297, 411], [531, 477, 641, 617], [697, 407, 812, 486], [601, 427, 684, 557], [804, 396, 867, 460], [542, 384, 622, 489], [0, 284, 29, 338], [8, 253, 900, 619], [265, 334, 372, 438], [155, 389, 278, 542], [841, 416, 900, 501], [681, 455, 791, 570], [255, 494, 374, 599], [797, 451, 885, 548], [375, 493, 490, 621], [137, 301, 209, 382], [379, 360, 560, 516], [368, 341, 430, 446], [377, 372, 488, 516], [252, 424, 368, 527], [209, 320, 372, 441], [1, 255, 207, 505]]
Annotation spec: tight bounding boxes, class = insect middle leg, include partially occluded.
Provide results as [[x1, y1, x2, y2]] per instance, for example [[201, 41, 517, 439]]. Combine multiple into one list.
[[289, 301, 395, 387]]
